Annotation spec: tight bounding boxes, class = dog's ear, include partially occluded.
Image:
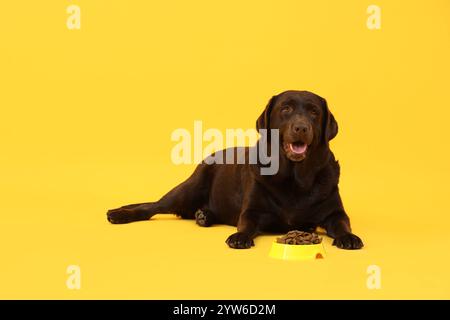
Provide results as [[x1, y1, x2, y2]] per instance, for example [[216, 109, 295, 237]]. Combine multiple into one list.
[[321, 97, 338, 142], [256, 95, 278, 131]]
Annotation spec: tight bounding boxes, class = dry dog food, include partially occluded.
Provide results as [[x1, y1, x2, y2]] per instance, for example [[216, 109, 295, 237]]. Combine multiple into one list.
[[276, 230, 322, 245]]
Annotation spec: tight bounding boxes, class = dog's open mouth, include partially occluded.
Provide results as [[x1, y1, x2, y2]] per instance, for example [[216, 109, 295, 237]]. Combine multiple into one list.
[[283, 141, 308, 161], [289, 142, 307, 155]]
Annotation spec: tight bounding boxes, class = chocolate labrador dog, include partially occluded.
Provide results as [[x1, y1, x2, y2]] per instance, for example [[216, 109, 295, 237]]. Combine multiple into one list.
[[107, 90, 363, 250]]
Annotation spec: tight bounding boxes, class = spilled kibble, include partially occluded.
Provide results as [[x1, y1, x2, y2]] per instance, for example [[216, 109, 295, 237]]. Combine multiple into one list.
[[276, 230, 322, 245]]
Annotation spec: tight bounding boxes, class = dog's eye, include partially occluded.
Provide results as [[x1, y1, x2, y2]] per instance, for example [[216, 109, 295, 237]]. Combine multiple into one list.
[[281, 105, 293, 113], [310, 109, 318, 117]]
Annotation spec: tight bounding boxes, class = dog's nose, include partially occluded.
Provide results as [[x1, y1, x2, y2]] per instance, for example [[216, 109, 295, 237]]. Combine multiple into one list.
[[292, 123, 308, 134]]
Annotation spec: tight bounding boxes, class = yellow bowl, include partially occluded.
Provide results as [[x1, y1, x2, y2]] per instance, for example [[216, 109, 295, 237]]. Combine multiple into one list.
[[269, 241, 326, 261]]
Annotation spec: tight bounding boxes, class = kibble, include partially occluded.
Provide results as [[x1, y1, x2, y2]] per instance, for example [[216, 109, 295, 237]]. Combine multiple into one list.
[[276, 230, 322, 245]]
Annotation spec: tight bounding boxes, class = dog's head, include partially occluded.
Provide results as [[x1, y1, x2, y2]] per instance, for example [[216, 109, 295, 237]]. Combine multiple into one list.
[[256, 90, 338, 162]]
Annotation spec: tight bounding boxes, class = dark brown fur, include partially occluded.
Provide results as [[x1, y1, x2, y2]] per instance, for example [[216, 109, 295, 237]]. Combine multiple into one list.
[[107, 90, 363, 250]]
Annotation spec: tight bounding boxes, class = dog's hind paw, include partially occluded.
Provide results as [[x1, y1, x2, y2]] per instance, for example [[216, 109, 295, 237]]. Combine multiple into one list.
[[107, 208, 146, 224], [195, 209, 214, 227]]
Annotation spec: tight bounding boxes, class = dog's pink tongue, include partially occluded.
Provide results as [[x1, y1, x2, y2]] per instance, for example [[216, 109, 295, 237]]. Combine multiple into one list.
[[290, 143, 307, 154]]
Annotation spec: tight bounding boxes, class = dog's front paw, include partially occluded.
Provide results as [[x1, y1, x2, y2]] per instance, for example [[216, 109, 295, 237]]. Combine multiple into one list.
[[226, 232, 255, 249], [332, 233, 364, 250]]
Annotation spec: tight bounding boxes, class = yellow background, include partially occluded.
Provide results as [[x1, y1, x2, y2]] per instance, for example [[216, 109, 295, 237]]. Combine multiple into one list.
[[1, 0, 449, 299]]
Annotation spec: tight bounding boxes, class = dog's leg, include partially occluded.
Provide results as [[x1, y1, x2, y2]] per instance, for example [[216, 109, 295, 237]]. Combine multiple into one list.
[[225, 210, 260, 249], [107, 165, 210, 224], [321, 210, 364, 249], [107, 201, 170, 224]]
